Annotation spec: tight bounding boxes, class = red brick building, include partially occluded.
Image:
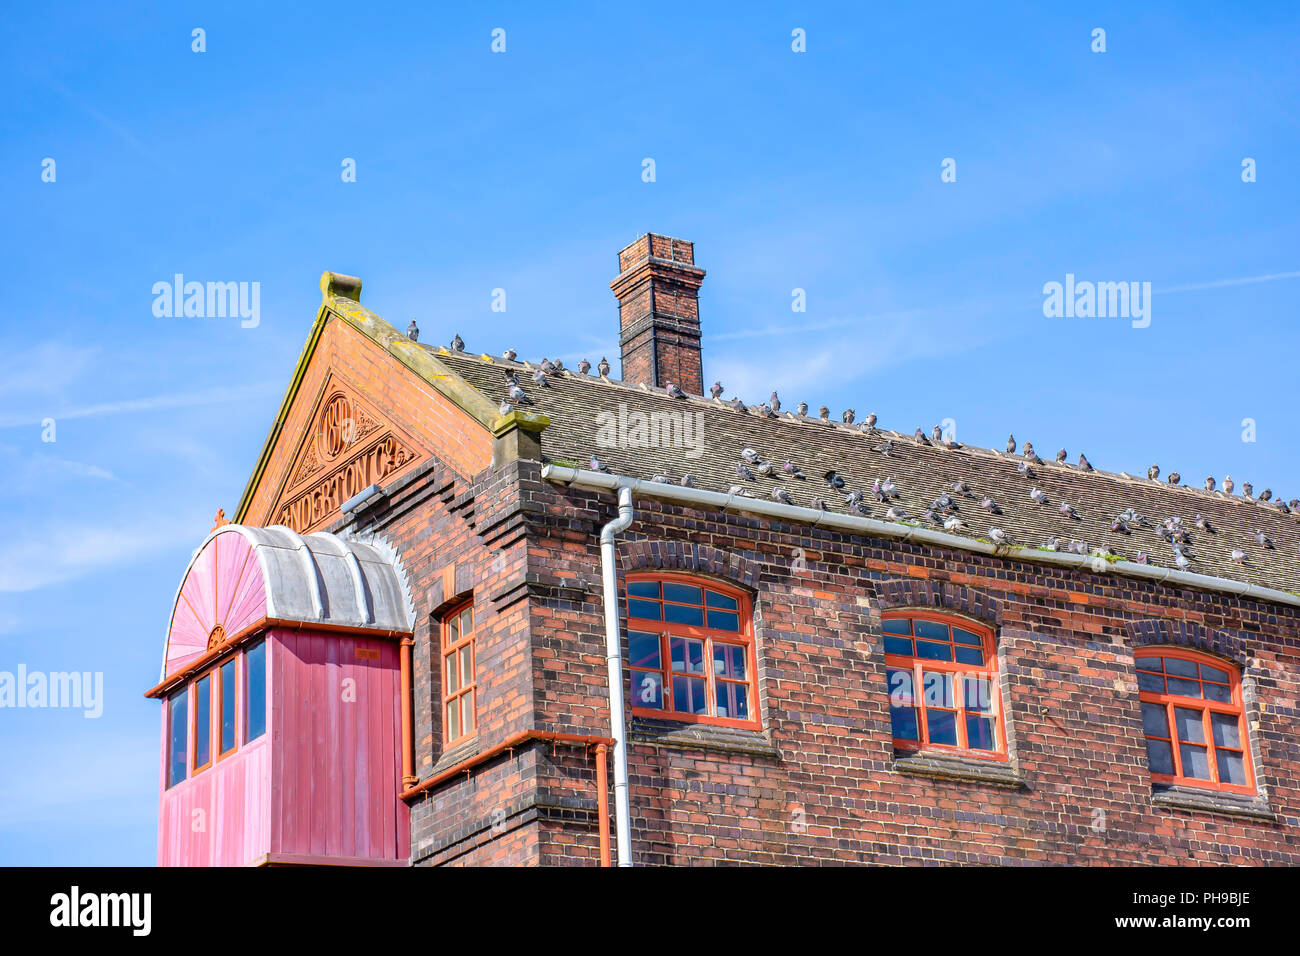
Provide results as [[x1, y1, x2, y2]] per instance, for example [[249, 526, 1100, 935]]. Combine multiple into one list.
[[150, 234, 1300, 865]]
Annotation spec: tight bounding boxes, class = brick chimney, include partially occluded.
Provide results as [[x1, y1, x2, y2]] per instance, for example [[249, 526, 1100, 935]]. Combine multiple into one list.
[[609, 233, 705, 395]]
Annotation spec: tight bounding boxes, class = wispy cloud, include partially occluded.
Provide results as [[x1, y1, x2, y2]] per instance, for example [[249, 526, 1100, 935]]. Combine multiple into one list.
[[0, 343, 97, 397], [0, 516, 201, 593], [1159, 270, 1300, 294], [0, 381, 279, 429]]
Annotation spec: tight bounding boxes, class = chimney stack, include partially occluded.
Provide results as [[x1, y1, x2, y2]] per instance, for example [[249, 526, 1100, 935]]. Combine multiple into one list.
[[609, 233, 705, 395]]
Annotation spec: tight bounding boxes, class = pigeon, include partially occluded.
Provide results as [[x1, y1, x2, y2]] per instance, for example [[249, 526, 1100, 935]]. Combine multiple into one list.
[[1230, 548, 1247, 564], [577, 359, 591, 375], [727, 485, 753, 498], [1078, 453, 1094, 472], [923, 509, 944, 526], [758, 403, 776, 418], [1017, 461, 1035, 478], [736, 463, 756, 481], [1261, 488, 1274, 502], [406, 320, 420, 342], [932, 425, 944, 443], [914, 427, 932, 446], [1042, 537, 1061, 552], [729, 397, 748, 413], [1068, 539, 1088, 555], [842, 409, 856, 424], [1195, 513, 1213, 533], [943, 516, 965, 532], [666, 382, 686, 399], [818, 405, 830, 422], [1060, 501, 1080, 520], [1030, 487, 1048, 505], [932, 493, 955, 512], [825, 470, 846, 490], [1223, 475, 1234, 495], [1110, 518, 1130, 534], [980, 496, 1002, 514], [1006, 434, 1017, 455], [710, 381, 724, 399], [772, 487, 793, 504], [1148, 463, 1160, 481], [1134, 552, 1149, 565], [864, 413, 878, 429], [881, 477, 898, 498], [1168, 472, 1181, 486], [651, 474, 672, 484], [450, 333, 465, 352], [589, 455, 609, 472], [1272, 498, 1289, 513], [504, 368, 522, 386], [741, 447, 760, 463], [539, 358, 556, 374], [1174, 548, 1193, 571], [989, 527, 1009, 548], [498, 399, 512, 416], [754, 460, 775, 477], [782, 461, 805, 479], [885, 506, 906, 521], [507, 384, 532, 405], [597, 357, 611, 377], [1255, 530, 1274, 549], [845, 489, 865, 507], [872, 480, 887, 502], [811, 498, 829, 511], [502, 347, 517, 361], [875, 440, 894, 457], [1119, 508, 1151, 528], [952, 480, 974, 498], [1023, 442, 1042, 463], [531, 367, 550, 387], [1056, 448, 1068, 464], [1204, 476, 1216, 492], [1290, 498, 1300, 512], [848, 501, 871, 516], [770, 391, 781, 413], [797, 401, 809, 417], [680, 475, 694, 488], [1242, 481, 1253, 499]]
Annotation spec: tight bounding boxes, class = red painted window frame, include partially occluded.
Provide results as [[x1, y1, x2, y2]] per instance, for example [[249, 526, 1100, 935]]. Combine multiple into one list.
[[626, 573, 761, 731], [1135, 647, 1255, 795], [215, 656, 239, 762], [191, 670, 214, 775], [441, 600, 478, 746], [882, 609, 1008, 762]]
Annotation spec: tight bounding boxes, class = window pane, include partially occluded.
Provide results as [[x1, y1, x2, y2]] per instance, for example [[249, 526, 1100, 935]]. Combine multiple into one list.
[[461, 694, 475, 735], [1165, 657, 1199, 679], [168, 688, 188, 788], [705, 589, 739, 611], [1216, 749, 1246, 786], [964, 676, 995, 714], [1203, 682, 1232, 703], [631, 670, 664, 708], [670, 637, 705, 674], [727, 645, 746, 679], [1145, 737, 1174, 775], [448, 616, 459, 644], [627, 580, 660, 598], [882, 618, 911, 635], [921, 671, 954, 708], [1210, 712, 1241, 749], [1136, 670, 1165, 693], [1174, 707, 1206, 744], [1134, 656, 1162, 673], [955, 645, 984, 665], [671, 676, 707, 715], [1167, 677, 1201, 698], [245, 641, 266, 743], [193, 675, 211, 769], [662, 582, 703, 606], [965, 715, 996, 751], [707, 609, 740, 631], [1199, 663, 1229, 683], [914, 620, 948, 642], [916, 641, 952, 662], [716, 682, 749, 720], [628, 599, 661, 620], [220, 661, 236, 754], [883, 635, 913, 656], [890, 705, 919, 742], [713, 643, 746, 679], [953, 628, 982, 647], [445, 653, 460, 694], [459, 645, 473, 686], [887, 668, 914, 705], [459, 607, 472, 635], [629, 631, 661, 669], [927, 709, 958, 746], [888, 669, 918, 741], [446, 700, 460, 741], [1179, 744, 1211, 779], [1141, 701, 1170, 739], [663, 602, 704, 626]]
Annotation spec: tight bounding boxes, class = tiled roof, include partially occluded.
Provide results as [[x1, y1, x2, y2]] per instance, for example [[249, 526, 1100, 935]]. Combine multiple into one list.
[[421, 343, 1300, 596]]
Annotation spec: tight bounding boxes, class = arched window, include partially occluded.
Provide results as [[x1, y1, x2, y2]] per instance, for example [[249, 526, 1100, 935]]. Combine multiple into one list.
[[882, 611, 1006, 760], [1135, 649, 1254, 793], [625, 575, 759, 730]]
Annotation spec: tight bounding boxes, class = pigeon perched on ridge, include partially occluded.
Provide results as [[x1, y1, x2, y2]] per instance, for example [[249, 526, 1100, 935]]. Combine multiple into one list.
[[589, 455, 609, 472], [1168, 472, 1181, 486], [1017, 461, 1035, 478], [770, 391, 781, 413], [1223, 475, 1234, 495], [989, 527, 1009, 548], [1261, 488, 1274, 502], [811, 498, 829, 511], [502, 347, 516, 361], [1242, 481, 1253, 499], [818, 405, 830, 422], [914, 427, 931, 446], [597, 357, 611, 378], [710, 381, 724, 399], [406, 320, 419, 342], [1148, 463, 1160, 481], [758, 403, 776, 418], [1006, 434, 1016, 455], [531, 367, 550, 386], [1042, 537, 1061, 552], [932, 426, 944, 443], [1023, 442, 1042, 463], [842, 409, 855, 424], [450, 333, 464, 351], [1204, 476, 1216, 492], [1078, 453, 1093, 472], [797, 401, 809, 416], [577, 359, 591, 375], [680, 475, 694, 488], [1056, 448, 1068, 463], [864, 413, 878, 430], [729, 397, 748, 413], [539, 357, 555, 374], [666, 382, 686, 399]]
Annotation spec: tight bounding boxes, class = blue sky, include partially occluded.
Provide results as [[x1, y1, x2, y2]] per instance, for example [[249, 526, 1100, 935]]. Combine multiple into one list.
[[1, 2, 1296, 864]]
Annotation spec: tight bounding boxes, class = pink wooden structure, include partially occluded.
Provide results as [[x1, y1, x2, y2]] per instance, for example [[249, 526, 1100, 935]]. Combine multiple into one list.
[[151, 525, 414, 866]]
